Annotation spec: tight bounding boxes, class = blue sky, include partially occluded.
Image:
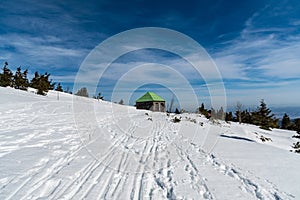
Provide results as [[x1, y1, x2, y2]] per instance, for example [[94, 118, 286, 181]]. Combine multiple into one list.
[[0, 0, 300, 111]]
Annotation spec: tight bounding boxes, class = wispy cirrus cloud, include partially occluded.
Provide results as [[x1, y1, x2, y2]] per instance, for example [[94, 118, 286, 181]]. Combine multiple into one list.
[[0, 0, 107, 78], [211, 1, 300, 106], [0, 33, 88, 78], [215, 34, 300, 80]]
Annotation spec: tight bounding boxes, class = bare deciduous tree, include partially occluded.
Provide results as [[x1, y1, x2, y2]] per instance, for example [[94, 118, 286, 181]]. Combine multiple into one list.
[[236, 101, 243, 124], [75, 87, 89, 97]]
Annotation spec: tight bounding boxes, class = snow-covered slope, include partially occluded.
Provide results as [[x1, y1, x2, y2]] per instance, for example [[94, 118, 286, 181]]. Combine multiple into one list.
[[0, 87, 299, 200]]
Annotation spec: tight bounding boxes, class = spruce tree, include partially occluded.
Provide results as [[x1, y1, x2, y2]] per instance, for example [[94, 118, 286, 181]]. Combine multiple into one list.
[[252, 99, 277, 130], [292, 119, 300, 134], [241, 109, 252, 124], [199, 103, 205, 113], [41, 72, 55, 93], [0, 62, 13, 87], [119, 99, 124, 105], [225, 112, 233, 122], [13, 67, 22, 89], [55, 83, 63, 92], [96, 92, 104, 100], [21, 69, 29, 90], [30, 71, 54, 95], [30, 71, 40, 89], [281, 113, 291, 129], [198, 103, 209, 118], [13, 67, 28, 90]]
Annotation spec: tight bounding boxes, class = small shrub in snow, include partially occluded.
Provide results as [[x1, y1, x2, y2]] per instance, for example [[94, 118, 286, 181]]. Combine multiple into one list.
[[118, 99, 124, 105], [292, 142, 300, 153], [259, 135, 272, 142], [190, 118, 197, 123], [172, 117, 181, 123], [209, 118, 221, 125], [292, 134, 300, 139], [185, 117, 197, 123], [292, 123, 300, 153], [174, 108, 181, 114]]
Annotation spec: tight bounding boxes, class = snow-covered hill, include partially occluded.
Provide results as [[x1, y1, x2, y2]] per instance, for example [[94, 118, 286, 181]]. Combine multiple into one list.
[[0, 87, 299, 200]]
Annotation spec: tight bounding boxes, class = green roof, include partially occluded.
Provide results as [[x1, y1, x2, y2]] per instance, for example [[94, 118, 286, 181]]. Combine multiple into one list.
[[136, 92, 165, 103]]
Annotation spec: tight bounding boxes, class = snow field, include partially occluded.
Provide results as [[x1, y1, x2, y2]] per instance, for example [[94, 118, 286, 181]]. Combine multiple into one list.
[[0, 87, 299, 199]]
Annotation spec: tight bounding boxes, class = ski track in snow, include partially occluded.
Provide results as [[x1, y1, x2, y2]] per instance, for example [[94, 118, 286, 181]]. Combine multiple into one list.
[[0, 90, 295, 200]]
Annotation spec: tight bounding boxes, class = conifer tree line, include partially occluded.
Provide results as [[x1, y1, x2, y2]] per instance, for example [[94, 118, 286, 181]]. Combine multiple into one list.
[[0, 62, 64, 95], [198, 99, 300, 132]]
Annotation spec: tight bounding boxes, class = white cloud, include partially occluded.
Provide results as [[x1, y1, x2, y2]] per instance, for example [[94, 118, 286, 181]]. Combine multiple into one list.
[[290, 20, 300, 26], [213, 10, 300, 80], [51, 75, 76, 83], [0, 34, 85, 57], [0, 33, 88, 74], [210, 4, 300, 107]]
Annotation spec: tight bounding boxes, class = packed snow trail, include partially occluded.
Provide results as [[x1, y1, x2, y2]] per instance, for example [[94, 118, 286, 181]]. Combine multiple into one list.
[[0, 88, 299, 199]]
